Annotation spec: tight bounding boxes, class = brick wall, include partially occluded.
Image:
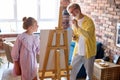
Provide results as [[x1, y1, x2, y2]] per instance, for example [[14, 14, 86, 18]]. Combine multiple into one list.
[[61, 0, 120, 63]]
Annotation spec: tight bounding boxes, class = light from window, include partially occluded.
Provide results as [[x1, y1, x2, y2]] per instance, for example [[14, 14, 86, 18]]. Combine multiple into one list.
[[0, 0, 60, 34], [17, 0, 37, 20], [0, 0, 14, 19], [39, 0, 58, 20]]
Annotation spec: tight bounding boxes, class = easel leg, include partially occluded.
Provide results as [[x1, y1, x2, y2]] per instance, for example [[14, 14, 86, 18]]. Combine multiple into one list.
[[56, 49, 60, 80]]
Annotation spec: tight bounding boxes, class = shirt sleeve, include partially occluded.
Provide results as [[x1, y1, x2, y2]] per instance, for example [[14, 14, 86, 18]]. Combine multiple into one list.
[[34, 36, 40, 54], [11, 35, 21, 61]]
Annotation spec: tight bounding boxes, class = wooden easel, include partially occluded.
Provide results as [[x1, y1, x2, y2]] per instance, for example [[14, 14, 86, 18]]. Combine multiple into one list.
[[39, 6, 72, 80]]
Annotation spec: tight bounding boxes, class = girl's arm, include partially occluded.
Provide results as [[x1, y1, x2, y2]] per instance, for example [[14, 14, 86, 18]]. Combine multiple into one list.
[[11, 35, 21, 61]]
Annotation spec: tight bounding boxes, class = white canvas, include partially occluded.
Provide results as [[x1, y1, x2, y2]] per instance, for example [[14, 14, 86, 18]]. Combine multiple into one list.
[[39, 29, 72, 71]]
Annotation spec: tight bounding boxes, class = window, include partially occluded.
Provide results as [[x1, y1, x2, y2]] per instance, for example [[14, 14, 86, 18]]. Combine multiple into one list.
[[0, 0, 14, 19], [17, 0, 37, 20], [0, 0, 60, 33], [38, 0, 60, 30], [40, 0, 57, 20]]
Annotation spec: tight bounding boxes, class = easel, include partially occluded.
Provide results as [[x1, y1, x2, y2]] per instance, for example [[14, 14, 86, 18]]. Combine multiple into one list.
[[39, 6, 72, 80]]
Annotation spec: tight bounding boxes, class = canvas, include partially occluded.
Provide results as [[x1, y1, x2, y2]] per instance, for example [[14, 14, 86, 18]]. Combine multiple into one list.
[[39, 29, 72, 71]]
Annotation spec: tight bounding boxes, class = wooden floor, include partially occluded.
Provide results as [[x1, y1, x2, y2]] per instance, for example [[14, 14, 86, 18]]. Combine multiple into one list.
[[0, 52, 85, 80]]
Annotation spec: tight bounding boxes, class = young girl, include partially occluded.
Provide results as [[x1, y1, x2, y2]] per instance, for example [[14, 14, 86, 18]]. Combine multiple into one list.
[[11, 17, 40, 80]]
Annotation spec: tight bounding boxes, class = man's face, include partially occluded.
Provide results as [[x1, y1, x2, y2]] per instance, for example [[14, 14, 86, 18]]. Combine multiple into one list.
[[68, 7, 80, 19]]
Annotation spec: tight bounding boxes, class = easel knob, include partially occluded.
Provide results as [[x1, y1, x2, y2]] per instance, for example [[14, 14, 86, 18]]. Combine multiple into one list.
[[56, 48, 60, 52]]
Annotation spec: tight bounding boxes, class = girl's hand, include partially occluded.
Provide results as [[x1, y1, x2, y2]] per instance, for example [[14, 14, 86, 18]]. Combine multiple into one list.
[[14, 61, 21, 75]]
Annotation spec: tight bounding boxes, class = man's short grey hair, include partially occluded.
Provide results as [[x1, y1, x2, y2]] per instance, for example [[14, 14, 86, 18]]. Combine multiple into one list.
[[67, 3, 81, 13]]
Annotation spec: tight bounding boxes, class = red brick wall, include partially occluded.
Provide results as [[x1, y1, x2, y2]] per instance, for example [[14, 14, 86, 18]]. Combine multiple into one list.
[[62, 0, 120, 63]]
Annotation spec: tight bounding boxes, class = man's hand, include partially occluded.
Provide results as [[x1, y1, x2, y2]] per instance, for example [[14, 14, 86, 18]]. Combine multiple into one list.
[[72, 19, 78, 28]]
